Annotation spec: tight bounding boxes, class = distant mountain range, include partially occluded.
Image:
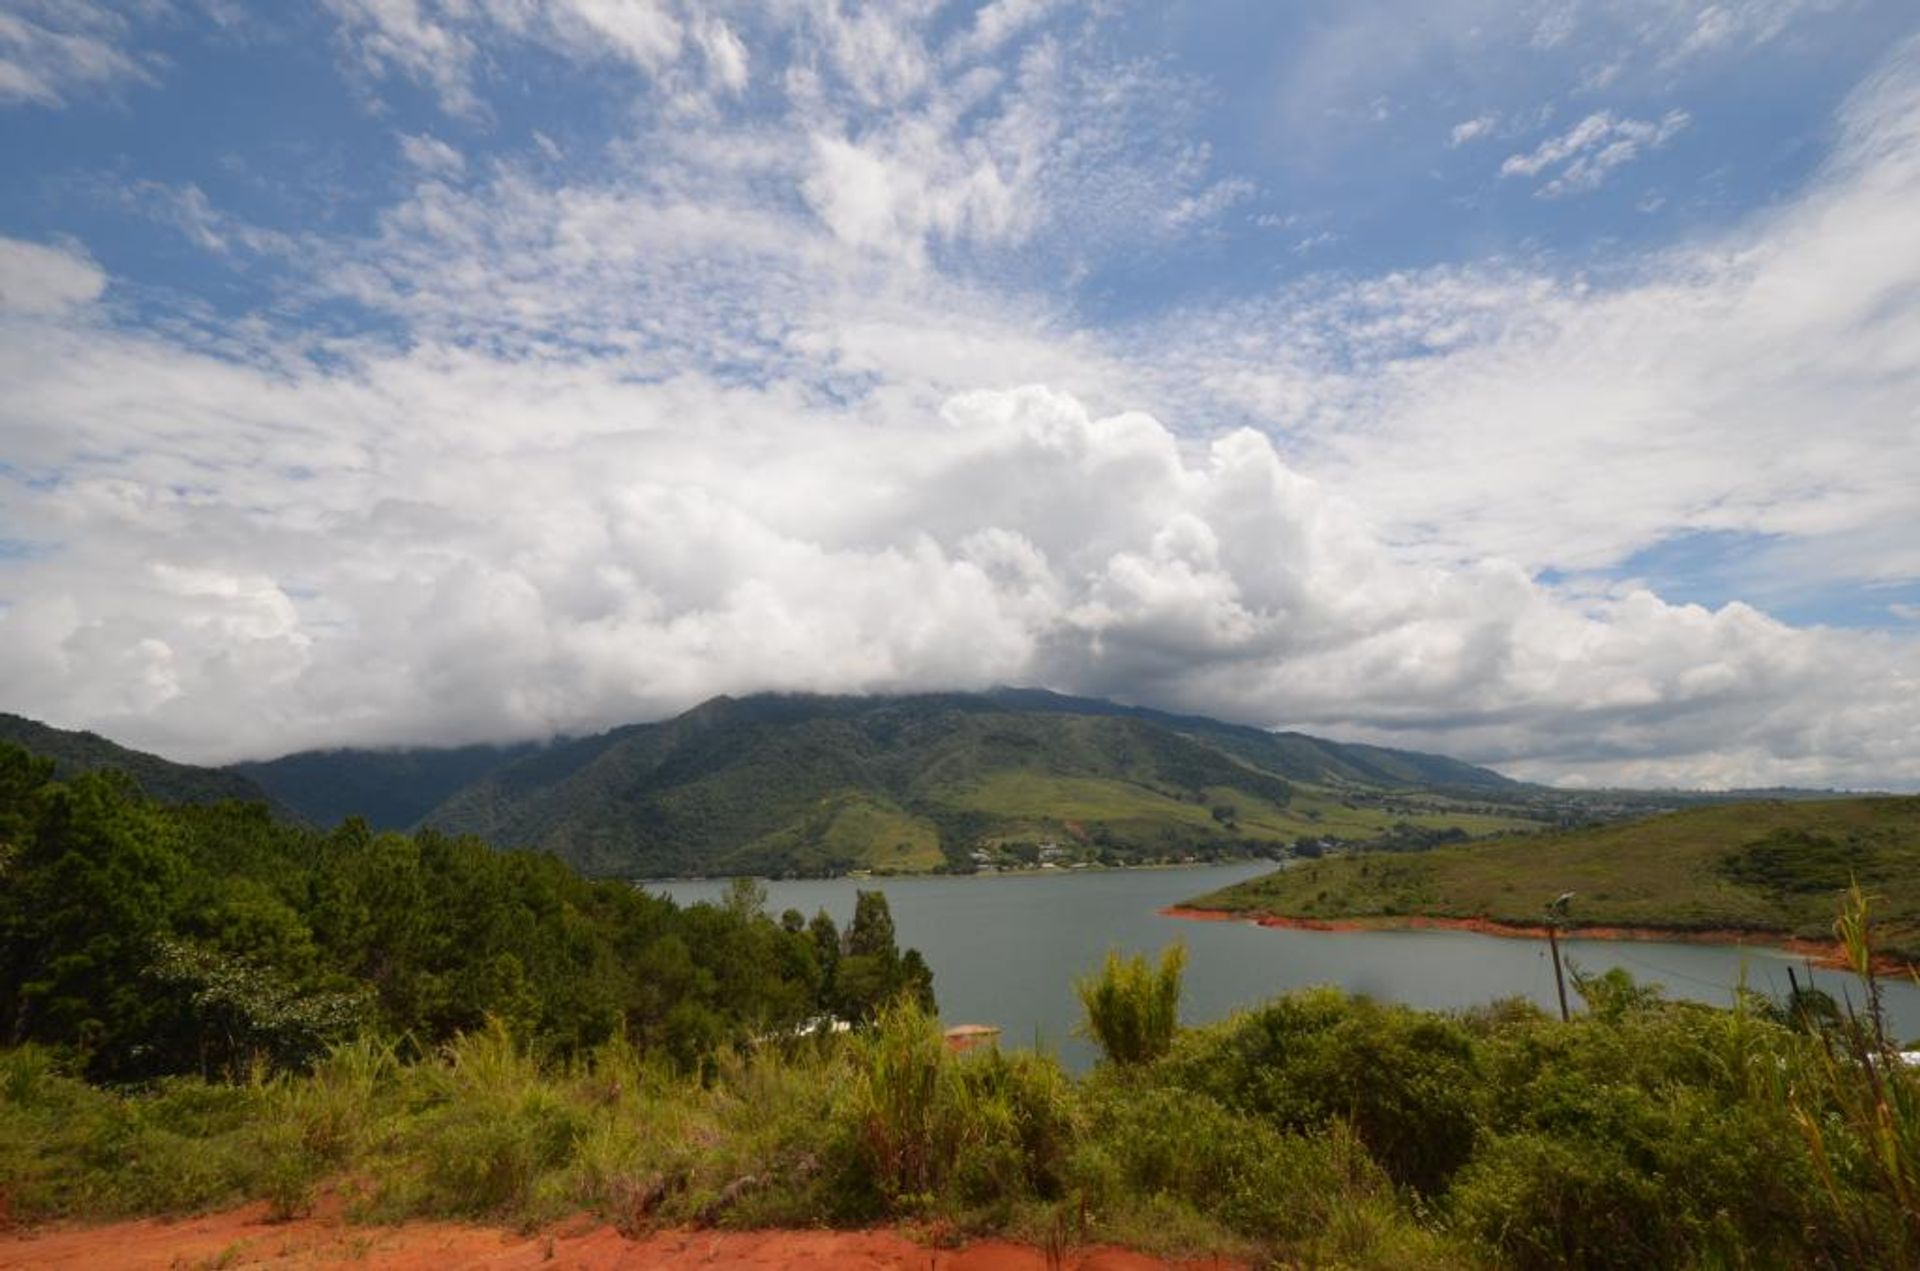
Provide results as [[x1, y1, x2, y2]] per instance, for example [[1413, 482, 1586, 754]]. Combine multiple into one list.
[[22, 690, 1852, 880], [2, 691, 1562, 877]]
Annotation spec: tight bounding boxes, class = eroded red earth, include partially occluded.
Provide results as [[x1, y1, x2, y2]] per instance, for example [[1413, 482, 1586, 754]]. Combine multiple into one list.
[[1, 1205, 1241, 1270]]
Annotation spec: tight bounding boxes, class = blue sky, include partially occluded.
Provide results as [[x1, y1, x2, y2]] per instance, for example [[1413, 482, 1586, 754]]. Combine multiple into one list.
[[1, 0, 1918, 789]]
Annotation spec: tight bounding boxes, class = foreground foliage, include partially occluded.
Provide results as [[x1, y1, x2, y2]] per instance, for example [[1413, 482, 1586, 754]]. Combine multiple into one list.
[[7, 937, 1918, 1268]]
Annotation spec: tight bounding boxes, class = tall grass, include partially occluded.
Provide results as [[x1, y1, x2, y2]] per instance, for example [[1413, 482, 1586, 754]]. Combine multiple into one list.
[[1788, 882, 1920, 1267], [1074, 944, 1185, 1066]]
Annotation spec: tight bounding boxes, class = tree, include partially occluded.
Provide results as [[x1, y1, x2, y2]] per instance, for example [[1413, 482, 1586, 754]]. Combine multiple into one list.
[[847, 890, 897, 959]]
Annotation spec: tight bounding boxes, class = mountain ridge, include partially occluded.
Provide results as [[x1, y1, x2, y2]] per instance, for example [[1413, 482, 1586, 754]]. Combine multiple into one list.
[[0, 712, 284, 814], [6, 691, 1798, 880]]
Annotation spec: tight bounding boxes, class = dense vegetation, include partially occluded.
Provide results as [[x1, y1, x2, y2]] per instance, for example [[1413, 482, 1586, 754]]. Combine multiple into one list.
[[229, 741, 542, 830], [4, 904, 1915, 1268], [1190, 796, 1920, 961], [0, 744, 930, 1083], [0, 712, 279, 812], [3, 742, 1916, 1265]]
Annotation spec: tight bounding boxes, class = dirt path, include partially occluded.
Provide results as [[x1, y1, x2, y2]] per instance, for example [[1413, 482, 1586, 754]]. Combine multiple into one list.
[[0, 1205, 1240, 1270]]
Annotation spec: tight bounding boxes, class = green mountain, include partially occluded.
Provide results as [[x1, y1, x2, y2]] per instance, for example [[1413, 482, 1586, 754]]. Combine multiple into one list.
[[0, 692, 1583, 880], [0, 713, 279, 811], [230, 741, 541, 830], [414, 692, 1547, 877], [981, 688, 1521, 791], [1186, 795, 1920, 961]]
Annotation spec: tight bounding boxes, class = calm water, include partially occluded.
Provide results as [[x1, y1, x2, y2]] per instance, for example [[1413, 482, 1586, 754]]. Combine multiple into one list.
[[652, 863, 1920, 1069]]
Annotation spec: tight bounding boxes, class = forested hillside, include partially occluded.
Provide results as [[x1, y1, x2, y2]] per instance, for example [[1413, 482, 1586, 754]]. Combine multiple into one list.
[[0, 713, 279, 812], [0, 744, 930, 1082], [230, 741, 542, 829]]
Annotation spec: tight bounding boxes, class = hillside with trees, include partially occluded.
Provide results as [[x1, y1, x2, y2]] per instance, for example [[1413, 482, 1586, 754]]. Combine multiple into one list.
[[1187, 795, 1920, 961], [0, 712, 280, 813], [0, 743, 929, 1082]]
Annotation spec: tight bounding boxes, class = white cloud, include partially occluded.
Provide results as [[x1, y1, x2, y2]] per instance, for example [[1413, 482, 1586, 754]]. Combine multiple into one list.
[[397, 131, 465, 176], [550, 0, 682, 70], [1499, 109, 1690, 195], [0, 1, 154, 107], [950, 0, 1060, 61], [695, 17, 747, 95], [323, 0, 480, 114], [1, 314, 1913, 790], [1271, 0, 1836, 163], [1144, 38, 1920, 598], [0, 237, 105, 314], [322, 0, 687, 115], [1670, 0, 1845, 63], [1, 7, 1917, 795], [1448, 114, 1495, 146]]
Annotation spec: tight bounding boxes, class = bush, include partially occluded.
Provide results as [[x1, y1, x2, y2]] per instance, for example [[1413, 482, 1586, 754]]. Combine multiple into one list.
[[404, 1024, 589, 1217], [1074, 945, 1185, 1066], [1164, 987, 1483, 1194]]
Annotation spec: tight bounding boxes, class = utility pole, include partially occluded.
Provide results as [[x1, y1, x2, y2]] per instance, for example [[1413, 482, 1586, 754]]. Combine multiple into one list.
[[1545, 892, 1574, 1022]]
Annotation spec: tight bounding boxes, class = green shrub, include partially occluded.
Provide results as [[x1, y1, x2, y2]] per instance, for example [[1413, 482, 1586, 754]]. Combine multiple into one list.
[[840, 996, 950, 1207], [403, 1024, 588, 1217], [1074, 945, 1185, 1066], [1164, 987, 1483, 1194]]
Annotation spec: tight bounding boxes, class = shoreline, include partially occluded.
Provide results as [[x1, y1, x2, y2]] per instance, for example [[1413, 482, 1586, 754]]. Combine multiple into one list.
[[1160, 906, 1916, 977], [635, 858, 1275, 886]]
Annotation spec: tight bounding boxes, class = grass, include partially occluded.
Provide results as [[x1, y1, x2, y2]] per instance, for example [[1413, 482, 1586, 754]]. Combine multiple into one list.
[[0, 1003, 1453, 1265], [933, 772, 1538, 856], [1188, 795, 1920, 960]]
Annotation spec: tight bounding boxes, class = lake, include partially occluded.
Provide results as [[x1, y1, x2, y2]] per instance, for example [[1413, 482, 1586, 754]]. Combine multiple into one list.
[[651, 862, 1920, 1069]]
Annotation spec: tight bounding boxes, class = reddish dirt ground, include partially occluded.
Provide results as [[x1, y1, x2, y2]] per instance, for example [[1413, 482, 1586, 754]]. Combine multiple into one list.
[[0, 1205, 1242, 1270], [1160, 905, 1910, 975]]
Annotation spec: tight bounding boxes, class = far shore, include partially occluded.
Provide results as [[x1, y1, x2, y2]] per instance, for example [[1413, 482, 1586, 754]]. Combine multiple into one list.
[[1160, 905, 1917, 977], [635, 856, 1276, 887]]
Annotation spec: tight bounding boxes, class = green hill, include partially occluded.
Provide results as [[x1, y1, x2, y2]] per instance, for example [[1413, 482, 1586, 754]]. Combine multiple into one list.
[[0, 693, 1592, 880], [980, 689, 1522, 790], [1186, 795, 1920, 960], [230, 741, 541, 829], [418, 692, 1545, 877], [0, 714, 281, 812]]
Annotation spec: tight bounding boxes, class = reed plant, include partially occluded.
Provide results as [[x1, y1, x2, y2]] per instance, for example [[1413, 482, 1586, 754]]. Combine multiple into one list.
[[1073, 944, 1185, 1066]]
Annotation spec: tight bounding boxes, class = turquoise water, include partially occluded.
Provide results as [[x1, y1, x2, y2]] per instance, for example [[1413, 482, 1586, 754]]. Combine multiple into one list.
[[652, 863, 1920, 1069]]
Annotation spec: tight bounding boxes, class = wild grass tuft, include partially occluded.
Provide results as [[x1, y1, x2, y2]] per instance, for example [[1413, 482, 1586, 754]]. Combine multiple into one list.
[[1073, 944, 1185, 1066]]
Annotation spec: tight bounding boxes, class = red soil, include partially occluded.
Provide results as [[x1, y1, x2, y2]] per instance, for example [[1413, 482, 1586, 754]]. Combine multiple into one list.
[[1161, 906, 1914, 976], [0, 1204, 1241, 1270]]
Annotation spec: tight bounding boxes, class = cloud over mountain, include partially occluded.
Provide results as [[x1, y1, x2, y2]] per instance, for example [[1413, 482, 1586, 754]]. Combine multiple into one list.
[[0, 3, 1916, 790]]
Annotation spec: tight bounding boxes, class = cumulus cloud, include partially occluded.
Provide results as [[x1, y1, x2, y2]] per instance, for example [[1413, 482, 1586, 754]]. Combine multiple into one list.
[[1, 7, 1917, 795], [1134, 38, 1920, 604], [2, 321, 1913, 790]]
